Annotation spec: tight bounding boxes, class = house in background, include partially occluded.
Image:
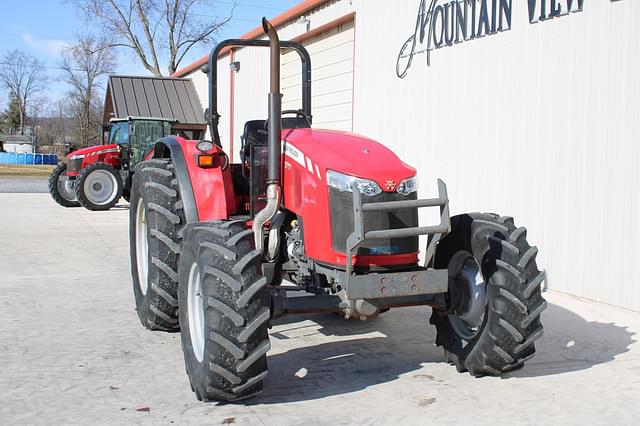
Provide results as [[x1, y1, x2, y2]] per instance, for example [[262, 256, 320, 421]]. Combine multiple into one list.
[[0, 134, 34, 153]]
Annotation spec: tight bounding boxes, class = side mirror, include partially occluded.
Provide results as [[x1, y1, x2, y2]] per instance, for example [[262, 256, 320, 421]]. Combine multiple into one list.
[[129, 123, 136, 136]]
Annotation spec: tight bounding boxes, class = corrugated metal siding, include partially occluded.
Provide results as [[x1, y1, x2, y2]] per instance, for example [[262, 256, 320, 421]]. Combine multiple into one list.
[[107, 76, 206, 124], [352, 0, 640, 311], [184, 0, 357, 157], [282, 20, 354, 131]]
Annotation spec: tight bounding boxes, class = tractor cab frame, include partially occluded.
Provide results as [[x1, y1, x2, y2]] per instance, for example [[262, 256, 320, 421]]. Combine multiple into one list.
[[205, 38, 313, 220]]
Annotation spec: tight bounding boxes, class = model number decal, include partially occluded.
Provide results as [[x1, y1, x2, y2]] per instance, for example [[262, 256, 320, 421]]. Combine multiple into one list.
[[283, 141, 322, 179]]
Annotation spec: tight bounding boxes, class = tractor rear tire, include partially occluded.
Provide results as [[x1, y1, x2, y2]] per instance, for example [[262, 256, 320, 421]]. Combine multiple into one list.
[[129, 159, 185, 331], [48, 163, 80, 207], [431, 213, 547, 376], [76, 163, 123, 211], [178, 221, 271, 402]]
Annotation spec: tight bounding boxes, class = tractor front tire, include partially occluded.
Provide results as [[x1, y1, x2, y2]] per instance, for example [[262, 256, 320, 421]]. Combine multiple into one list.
[[431, 213, 547, 376], [76, 163, 123, 211], [178, 221, 271, 402], [48, 163, 80, 207], [129, 159, 185, 331]]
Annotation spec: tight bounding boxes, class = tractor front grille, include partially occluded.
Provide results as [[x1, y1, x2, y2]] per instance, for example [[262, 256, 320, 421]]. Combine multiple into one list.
[[67, 157, 83, 173], [329, 188, 418, 256]]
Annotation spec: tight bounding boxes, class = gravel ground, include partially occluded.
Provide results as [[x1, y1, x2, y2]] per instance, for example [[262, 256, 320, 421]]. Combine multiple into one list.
[[0, 177, 48, 193], [1, 194, 639, 425]]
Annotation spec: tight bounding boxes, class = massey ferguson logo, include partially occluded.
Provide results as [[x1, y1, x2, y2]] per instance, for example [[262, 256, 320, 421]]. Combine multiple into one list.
[[385, 180, 397, 191]]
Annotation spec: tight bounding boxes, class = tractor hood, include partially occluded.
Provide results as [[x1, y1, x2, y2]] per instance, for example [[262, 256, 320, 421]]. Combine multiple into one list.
[[67, 144, 120, 159], [283, 129, 416, 190]]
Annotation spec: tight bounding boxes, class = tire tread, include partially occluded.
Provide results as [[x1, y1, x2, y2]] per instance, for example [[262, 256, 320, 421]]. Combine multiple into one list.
[[179, 222, 271, 402], [431, 213, 547, 377]]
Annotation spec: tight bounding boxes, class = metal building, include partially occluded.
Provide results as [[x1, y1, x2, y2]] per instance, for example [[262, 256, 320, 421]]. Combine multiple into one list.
[[173, 0, 640, 311], [103, 75, 207, 138]]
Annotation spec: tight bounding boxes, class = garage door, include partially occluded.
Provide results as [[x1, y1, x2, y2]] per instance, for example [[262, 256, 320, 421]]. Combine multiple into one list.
[[281, 19, 355, 132]]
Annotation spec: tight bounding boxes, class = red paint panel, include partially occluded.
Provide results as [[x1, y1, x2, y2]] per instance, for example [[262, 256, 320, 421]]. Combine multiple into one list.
[[66, 144, 121, 176], [175, 137, 237, 221], [282, 128, 418, 268]]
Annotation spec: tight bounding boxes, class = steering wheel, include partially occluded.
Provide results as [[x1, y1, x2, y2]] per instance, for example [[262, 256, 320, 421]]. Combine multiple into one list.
[[264, 109, 312, 132], [282, 109, 311, 121]]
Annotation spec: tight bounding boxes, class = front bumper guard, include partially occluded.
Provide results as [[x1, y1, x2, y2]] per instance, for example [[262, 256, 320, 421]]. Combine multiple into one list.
[[343, 179, 451, 299]]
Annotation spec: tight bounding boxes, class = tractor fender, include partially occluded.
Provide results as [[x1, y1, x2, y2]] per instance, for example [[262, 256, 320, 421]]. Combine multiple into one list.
[[152, 136, 235, 223]]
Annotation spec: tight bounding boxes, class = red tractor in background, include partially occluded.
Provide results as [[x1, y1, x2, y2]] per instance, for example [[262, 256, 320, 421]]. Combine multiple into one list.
[[49, 117, 176, 210], [129, 19, 547, 402]]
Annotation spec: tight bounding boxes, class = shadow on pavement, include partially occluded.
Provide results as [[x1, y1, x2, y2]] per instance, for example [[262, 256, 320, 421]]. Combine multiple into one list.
[[505, 302, 635, 378], [249, 302, 634, 403], [255, 336, 441, 404], [252, 309, 439, 404]]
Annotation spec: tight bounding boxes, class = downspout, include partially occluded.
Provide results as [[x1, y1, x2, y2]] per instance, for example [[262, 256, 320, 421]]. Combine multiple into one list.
[[252, 18, 282, 252]]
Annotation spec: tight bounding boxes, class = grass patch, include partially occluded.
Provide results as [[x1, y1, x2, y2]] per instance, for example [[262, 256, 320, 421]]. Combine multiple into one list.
[[0, 164, 56, 178]]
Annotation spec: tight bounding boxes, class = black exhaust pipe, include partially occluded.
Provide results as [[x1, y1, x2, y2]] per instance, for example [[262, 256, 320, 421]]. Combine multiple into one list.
[[262, 17, 281, 185], [253, 18, 282, 253]]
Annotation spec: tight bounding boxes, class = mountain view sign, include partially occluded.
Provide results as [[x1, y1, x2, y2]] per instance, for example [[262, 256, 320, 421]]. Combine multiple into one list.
[[396, 0, 587, 78]]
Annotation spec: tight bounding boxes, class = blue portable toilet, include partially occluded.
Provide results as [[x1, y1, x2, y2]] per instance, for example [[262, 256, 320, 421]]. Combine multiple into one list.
[[0, 152, 8, 163], [8, 152, 16, 163], [34, 153, 43, 164], [26, 153, 33, 164], [17, 153, 25, 164]]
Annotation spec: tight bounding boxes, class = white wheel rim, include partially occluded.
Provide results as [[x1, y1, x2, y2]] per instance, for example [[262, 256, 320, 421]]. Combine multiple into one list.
[[187, 262, 206, 362], [135, 199, 149, 295], [84, 169, 118, 205], [449, 255, 487, 341], [57, 175, 77, 201]]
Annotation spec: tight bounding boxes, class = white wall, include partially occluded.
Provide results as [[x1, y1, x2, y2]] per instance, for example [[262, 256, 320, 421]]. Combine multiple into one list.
[[352, 0, 640, 310], [3, 143, 33, 154], [185, 0, 640, 310]]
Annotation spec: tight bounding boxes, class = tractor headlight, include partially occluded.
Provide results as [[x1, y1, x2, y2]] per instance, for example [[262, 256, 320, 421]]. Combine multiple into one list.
[[327, 170, 382, 196], [396, 176, 417, 195], [67, 154, 85, 160]]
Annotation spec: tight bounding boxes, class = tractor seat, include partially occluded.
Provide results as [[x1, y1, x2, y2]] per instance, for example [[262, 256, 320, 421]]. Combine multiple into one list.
[[240, 117, 310, 161]]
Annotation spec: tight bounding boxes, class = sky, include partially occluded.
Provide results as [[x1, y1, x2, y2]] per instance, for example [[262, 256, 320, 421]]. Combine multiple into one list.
[[0, 0, 300, 108]]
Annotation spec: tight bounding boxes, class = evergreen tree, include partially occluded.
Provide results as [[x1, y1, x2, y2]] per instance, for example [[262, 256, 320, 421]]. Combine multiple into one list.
[[0, 96, 22, 134]]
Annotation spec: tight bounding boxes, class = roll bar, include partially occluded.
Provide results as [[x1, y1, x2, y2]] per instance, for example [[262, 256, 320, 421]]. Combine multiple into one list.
[[206, 38, 312, 148]]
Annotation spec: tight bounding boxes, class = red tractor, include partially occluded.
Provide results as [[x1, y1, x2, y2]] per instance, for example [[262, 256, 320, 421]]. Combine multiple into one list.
[[129, 19, 546, 402], [48, 117, 175, 210]]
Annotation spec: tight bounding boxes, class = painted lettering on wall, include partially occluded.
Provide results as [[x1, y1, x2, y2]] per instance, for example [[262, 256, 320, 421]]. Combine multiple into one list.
[[397, 0, 513, 78], [396, 0, 589, 78], [527, 0, 584, 23]]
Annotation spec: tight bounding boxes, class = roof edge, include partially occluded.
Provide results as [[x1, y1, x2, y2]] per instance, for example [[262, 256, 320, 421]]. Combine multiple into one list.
[[109, 74, 192, 81], [172, 0, 332, 77]]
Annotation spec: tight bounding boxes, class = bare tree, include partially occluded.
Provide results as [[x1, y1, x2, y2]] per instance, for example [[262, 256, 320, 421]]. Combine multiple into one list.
[[60, 35, 114, 146], [0, 50, 47, 135], [72, 0, 234, 76]]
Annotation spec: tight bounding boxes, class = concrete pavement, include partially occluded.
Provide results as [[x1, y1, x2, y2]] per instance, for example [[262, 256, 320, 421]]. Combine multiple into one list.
[[1, 194, 639, 425], [0, 177, 48, 193]]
